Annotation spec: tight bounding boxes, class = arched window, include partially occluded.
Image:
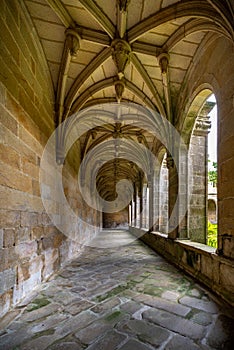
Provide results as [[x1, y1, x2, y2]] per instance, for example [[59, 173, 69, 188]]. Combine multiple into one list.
[[207, 94, 217, 247]]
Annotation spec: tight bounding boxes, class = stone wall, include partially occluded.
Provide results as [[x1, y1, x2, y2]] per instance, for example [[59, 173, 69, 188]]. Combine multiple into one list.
[[103, 208, 129, 229], [0, 1, 100, 318]]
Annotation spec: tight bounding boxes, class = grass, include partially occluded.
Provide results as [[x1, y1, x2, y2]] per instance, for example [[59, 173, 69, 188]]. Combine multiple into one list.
[[207, 221, 217, 248]]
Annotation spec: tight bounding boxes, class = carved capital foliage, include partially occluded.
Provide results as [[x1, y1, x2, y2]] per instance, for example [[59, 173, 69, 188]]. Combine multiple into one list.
[[137, 131, 143, 144], [65, 28, 80, 56], [194, 116, 211, 135], [114, 78, 125, 102], [111, 39, 131, 75], [166, 154, 174, 169], [158, 52, 170, 74], [117, 0, 131, 12], [194, 101, 214, 136]]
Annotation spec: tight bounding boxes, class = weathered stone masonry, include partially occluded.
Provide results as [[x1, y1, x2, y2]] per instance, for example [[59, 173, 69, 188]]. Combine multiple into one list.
[[0, 1, 100, 317], [0, 0, 234, 319]]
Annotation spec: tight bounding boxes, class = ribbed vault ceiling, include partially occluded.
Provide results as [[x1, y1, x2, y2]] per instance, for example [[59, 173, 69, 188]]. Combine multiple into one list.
[[24, 0, 234, 200]]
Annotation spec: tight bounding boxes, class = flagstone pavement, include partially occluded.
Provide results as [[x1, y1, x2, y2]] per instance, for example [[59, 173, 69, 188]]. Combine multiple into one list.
[[0, 230, 233, 350]]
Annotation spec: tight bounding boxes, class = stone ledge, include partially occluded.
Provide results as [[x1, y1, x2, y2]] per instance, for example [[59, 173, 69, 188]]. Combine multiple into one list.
[[175, 239, 216, 254]]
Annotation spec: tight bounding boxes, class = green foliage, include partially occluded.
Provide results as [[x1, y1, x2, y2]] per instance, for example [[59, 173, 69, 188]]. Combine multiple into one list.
[[207, 221, 217, 248], [208, 161, 217, 186]]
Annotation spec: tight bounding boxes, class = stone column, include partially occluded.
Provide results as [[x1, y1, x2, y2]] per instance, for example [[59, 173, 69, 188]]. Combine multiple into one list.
[[133, 183, 137, 227], [146, 186, 149, 230], [188, 114, 211, 243], [139, 181, 143, 228], [136, 187, 141, 228], [167, 154, 178, 239], [142, 183, 148, 229], [131, 198, 134, 227], [129, 201, 132, 226], [148, 172, 154, 231], [153, 169, 160, 231], [178, 148, 189, 239], [159, 158, 169, 234]]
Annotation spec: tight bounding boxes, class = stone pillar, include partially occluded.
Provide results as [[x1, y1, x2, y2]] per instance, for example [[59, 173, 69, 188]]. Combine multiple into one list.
[[148, 172, 154, 232], [146, 186, 149, 230], [133, 183, 137, 227], [167, 154, 178, 239], [178, 148, 189, 239], [131, 198, 134, 227], [153, 169, 160, 231], [159, 157, 169, 234], [139, 182, 143, 228], [142, 183, 148, 229], [218, 96, 234, 259], [129, 201, 132, 226], [188, 114, 211, 243], [136, 187, 141, 228]]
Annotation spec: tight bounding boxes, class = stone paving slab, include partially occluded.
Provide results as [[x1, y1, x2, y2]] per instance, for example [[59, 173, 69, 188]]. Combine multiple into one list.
[[117, 319, 170, 347], [49, 342, 83, 350], [54, 310, 98, 338], [0, 230, 233, 350], [118, 338, 153, 350], [85, 330, 127, 350], [75, 319, 112, 344], [134, 294, 191, 316], [19, 302, 62, 322], [91, 296, 121, 314], [142, 307, 205, 340], [65, 300, 94, 315], [0, 309, 21, 335], [164, 334, 201, 350], [179, 295, 219, 313]]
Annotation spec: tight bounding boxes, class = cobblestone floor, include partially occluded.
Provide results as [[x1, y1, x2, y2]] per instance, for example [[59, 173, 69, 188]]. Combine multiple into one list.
[[0, 230, 234, 350]]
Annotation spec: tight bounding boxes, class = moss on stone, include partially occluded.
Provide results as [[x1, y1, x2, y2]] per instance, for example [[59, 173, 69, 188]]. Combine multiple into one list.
[[95, 285, 128, 302], [26, 297, 50, 312], [142, 286, 164, 296], [32, 328, 55, 339], [105, 310, 122, 322]]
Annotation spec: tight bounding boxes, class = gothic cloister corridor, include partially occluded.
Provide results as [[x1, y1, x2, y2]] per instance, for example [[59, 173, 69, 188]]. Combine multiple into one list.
[[0, 230, 233, 350], [0, 0, 234, 348]]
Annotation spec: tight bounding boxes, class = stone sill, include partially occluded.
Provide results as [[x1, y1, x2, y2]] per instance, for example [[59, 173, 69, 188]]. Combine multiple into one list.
[[149, 230, 234, 267], [150, 231, 168, 239], [176, 239, 216, 254], [149, 230, 216, 253], [130, 227, 233, 266]]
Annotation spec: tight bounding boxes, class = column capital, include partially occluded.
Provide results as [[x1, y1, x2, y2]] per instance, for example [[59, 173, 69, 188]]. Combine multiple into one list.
[[194, 115, 211, 136], [65, 28, 80, 56], [166, 154, 174, 169], [158, 52, 170, 74], [117, 0, 131, 11]]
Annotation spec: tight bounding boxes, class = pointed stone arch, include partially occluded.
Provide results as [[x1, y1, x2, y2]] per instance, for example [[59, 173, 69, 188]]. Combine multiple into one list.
[[128, 0, 233, 43]]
